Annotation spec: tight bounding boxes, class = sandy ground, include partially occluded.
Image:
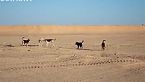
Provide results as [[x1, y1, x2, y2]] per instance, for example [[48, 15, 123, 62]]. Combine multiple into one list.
[[0, 26, 145, 82]]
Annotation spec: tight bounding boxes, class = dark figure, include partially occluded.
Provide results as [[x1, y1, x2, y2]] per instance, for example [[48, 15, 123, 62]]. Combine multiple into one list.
[[22, 37, 30, 46], [101, 40, 106, 50], [75, 40, 84, 49]]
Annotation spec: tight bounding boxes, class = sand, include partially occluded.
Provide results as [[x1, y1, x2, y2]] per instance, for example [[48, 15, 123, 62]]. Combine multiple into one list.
[[0, 25, 145, 82]]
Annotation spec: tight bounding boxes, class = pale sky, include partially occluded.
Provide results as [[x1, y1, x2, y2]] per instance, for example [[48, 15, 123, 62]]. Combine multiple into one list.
[[0, 0, 145, 25]]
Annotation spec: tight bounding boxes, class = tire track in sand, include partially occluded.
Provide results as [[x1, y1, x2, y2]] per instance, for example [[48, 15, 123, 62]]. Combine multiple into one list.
[[1, 58, 138, 71]]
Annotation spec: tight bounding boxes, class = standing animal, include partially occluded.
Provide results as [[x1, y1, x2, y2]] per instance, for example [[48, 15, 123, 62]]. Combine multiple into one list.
[[75, 40, 84, 49], [22, 37, 30, 46], [39, 38, 56, 47], [101, 40, 106, 50]]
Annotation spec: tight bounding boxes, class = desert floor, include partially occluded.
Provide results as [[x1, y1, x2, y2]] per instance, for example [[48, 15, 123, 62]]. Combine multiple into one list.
[[0, 31, 145, 82]]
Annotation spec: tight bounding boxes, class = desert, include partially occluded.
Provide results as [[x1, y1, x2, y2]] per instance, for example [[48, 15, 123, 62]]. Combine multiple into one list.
[[0, 25, 145, 82]]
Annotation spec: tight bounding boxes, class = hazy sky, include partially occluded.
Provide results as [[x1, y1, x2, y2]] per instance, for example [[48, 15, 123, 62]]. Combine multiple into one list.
[[0, 0, 145, 25]]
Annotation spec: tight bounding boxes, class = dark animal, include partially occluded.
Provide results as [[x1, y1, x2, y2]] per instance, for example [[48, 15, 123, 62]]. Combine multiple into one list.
[[101, 40, 106, 50], [75, 40, 84, 49], [22, 37, 30, 46]]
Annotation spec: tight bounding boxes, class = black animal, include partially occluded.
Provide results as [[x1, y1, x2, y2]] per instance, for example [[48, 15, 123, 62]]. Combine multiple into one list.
[[22, 37, 30, 46], [101, 40, 106, 50], [75, 40, 84, 49]]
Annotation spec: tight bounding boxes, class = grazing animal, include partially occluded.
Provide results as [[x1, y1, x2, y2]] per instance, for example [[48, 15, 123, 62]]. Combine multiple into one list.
[[75, 40, 84, 49], [22, 37, 30, 46], [101, 40, 106, 50], [39, 38, 56, 47]]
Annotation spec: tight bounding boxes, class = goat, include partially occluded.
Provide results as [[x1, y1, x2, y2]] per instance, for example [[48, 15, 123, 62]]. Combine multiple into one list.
[[22, 37, 30, 46], [101, 40, 106, 50], [39, 38, 56, 47], [75, 40, 84, 49]]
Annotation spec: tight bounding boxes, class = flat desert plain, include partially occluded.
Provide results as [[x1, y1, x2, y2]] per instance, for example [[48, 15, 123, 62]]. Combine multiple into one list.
[[0, 26, 145, 82]]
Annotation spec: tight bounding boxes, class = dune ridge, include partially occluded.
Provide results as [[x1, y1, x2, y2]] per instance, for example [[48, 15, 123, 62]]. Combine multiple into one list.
[[0, 25, 144, 35]]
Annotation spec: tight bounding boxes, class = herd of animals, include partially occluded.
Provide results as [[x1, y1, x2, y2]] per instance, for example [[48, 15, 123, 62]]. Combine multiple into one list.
[[22, 37, 106, 50]]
